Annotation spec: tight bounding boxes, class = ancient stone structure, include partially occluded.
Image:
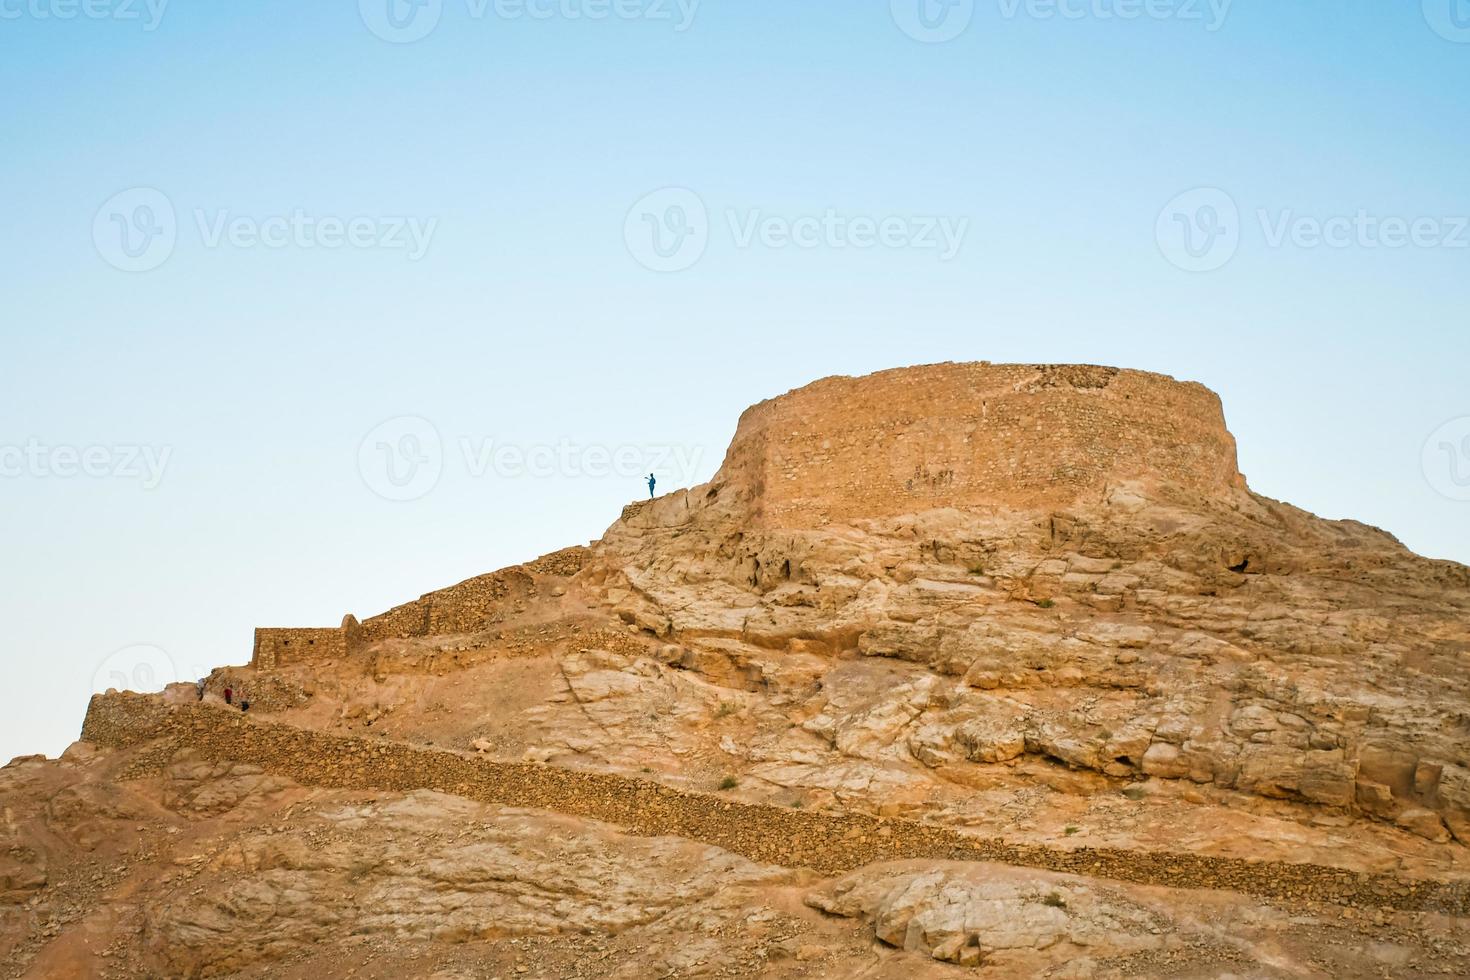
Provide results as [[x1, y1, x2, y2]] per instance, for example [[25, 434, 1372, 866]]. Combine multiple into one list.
[[709, 362, 1246, 528], [249, 547, 588, 668], [250, 627, 348, 669], [357, 570, 524, 643]]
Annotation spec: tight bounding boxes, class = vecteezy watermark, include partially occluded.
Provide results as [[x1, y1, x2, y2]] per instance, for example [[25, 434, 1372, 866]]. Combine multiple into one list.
[[359, 0, 443, 43], [459, 437, 704, 483], [1258, 210, 1470, 251], [1156, 188, 1241, 273], [0, 0, 169, 30], [623, 188, 710, 273], [357, 416, 706, 501], [359, 0, 699, 43], [1157, 187, 1470, 272], [624, 187, 970, 273], [997, 0, 1232, 30], [0, 439, 171, 489], [1423, 0, 1470, 43], [93, 188, 438, 272], [726, 210, 969, 259], [195, 210, 437, 260], [359, 416, 444, 502], [90, 644, 183, 698], [93, 187, 177, 273], [891, 0, 975, 42], [891, 0, 1232, 42], [1424, 417, 1470, 502]]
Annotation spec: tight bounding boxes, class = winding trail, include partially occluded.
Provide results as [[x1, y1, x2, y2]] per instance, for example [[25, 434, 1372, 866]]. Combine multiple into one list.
[[83, 692, 1470, 916]]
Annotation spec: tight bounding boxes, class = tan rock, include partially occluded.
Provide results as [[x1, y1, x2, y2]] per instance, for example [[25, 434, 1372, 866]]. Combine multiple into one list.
[[1395, 808, 1451, 843], [14, 362, 1470, 978]]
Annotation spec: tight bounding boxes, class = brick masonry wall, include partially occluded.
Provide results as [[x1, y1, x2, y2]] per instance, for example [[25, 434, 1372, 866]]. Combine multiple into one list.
[[77, 692, 1470, 915], [711, 363, 1245, 528], [355, 598, 432, 644], [250, 628, 348, 669], [357, 570, 526, 642], [252, 548, 589, 665]]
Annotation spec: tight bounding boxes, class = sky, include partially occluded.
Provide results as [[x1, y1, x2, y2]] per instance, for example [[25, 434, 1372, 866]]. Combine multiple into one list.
[[2, 0, 1468, 762]]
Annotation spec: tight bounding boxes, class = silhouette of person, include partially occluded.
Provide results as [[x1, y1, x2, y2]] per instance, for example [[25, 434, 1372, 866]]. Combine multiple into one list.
[[647, 473, 656, 499]]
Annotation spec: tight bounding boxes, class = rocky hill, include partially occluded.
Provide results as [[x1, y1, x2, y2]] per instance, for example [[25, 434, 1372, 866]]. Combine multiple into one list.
[[4, 362, 1470, 978]]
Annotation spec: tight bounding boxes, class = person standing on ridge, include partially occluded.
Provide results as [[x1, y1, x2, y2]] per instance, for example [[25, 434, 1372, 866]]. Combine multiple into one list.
[[647, 473, 656, 499]]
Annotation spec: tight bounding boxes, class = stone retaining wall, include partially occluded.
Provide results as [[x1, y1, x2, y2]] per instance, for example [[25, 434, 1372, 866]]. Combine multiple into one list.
[[249, 548, 589, 669], [79, 692, 1470, 916], [251, 627, 348, 669]]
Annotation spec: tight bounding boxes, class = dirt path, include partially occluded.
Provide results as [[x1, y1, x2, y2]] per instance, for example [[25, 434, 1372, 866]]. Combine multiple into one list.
[[82, 693, 1470, 916]]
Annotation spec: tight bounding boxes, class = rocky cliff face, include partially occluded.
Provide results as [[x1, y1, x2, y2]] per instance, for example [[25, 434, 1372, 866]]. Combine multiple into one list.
[[5, 362, 1470, 979], [596, 363, 1470, 844]]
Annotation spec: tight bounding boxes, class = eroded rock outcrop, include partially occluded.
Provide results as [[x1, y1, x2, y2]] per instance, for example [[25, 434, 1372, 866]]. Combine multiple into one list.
[[590, 363, 1470, 843], [807, 862, 1174, 970]]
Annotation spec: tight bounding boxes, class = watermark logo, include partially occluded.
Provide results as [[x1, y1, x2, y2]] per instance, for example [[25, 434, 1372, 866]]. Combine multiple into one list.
[[359, 0, 443, 43], [359, 416, 444, 502], [625, 187, 970, 272], [727, 209, 969, 259], [0, 439, 172, 488], [358, 419, 706, 501], [625, 187, 710, 273], [892, 0, 974, 42], [1424, 417, 1470, 502], [1158, 189, 1470, 272], [997, 0, 1232, 31], [193, 209, 437, 260], [360, 0, 699, 43], [93, 188, 438, 271], [1258, 210, 1470, 251], [0, 0, 169, 30], [1156, 187, 1240, 273], [1423, 0, 1470, 43], [93, 187, 177, 273], [459, 438, 704, 482], [488, 0, 699, 28], [91, 644, 181, 698]]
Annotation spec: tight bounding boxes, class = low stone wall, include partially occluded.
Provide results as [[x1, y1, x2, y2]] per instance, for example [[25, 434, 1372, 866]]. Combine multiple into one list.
[[523, 545, 590, 577], [251, 628, 348, 669], [79, 693, 1470, 915], [356, 571, 523, 642], [356, 596, 432, 643], [250, 548, 588, 667], [356, 555, 586, 643]]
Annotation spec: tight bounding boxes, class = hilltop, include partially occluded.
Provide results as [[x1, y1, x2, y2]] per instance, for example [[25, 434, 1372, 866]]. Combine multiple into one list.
[[4, 363, 1470, 979]]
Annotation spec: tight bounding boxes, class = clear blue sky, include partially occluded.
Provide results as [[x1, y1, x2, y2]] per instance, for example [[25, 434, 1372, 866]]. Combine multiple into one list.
[[3, 1, 1468, 761]]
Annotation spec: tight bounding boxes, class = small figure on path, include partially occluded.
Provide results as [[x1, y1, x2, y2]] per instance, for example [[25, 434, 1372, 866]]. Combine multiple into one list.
[[223, 686, 233, 705], [647, 473, 656, 499], [195, 678, 206, 701]]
